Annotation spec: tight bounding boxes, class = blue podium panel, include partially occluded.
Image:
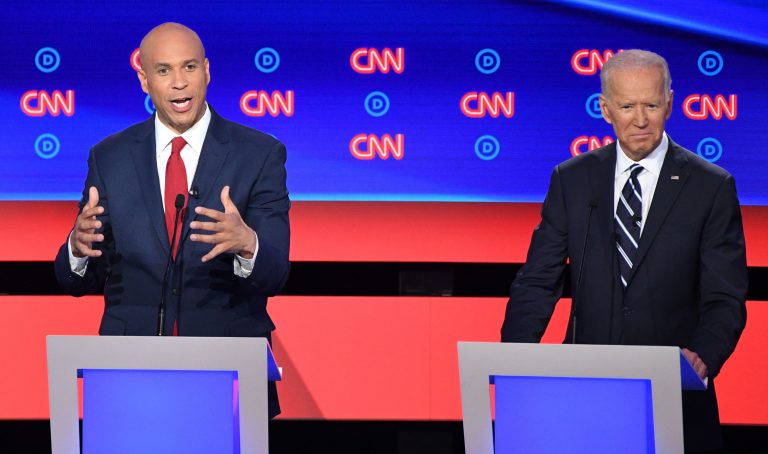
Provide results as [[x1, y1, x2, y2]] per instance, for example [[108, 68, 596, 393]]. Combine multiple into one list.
[[494, 376, 655, 454], [82, 369, 238, 454]]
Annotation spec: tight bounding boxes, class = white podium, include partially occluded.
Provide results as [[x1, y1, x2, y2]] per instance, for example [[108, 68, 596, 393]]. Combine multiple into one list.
[[47, 335, 281, 454], [458, 342, 706, 454]]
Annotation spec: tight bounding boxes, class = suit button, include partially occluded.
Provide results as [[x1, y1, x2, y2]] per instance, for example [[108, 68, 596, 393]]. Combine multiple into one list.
[[172, 288, 179, 296], [622, 307, 633, 318]]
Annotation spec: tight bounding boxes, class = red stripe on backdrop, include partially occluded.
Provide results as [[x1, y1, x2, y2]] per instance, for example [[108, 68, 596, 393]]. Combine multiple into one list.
[[2, 201, 768, 264], [717, 301, 768, 425], [288, 202, 541, 263], [1, 296, 765, 424], [0, 296, 102, 419]]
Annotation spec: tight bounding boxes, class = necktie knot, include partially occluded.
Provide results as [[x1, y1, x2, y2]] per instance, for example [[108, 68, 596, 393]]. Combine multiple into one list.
[[628, 163, 644, 178], [171, 136, 187, 155]]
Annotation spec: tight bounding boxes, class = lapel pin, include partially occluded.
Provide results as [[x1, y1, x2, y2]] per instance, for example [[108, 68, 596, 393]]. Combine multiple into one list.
[[671, 175, 680, 180]]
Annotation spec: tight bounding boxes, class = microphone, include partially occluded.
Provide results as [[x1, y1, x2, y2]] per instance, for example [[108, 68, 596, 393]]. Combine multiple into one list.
[[571, 197, 598, 344], [157, 193, 186, 336], [189, 186, 199, 199]]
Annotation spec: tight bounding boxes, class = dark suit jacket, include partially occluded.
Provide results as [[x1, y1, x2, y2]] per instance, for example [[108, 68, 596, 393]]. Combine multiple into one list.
[[501, 140, 747, 451], [54, 108, 290, 416]]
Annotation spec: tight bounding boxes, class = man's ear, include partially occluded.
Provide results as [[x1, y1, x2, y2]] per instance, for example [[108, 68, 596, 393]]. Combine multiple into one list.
[[137, 69, 149, 94], [599, 94, 613, 124], [665, 90, 674, 120]]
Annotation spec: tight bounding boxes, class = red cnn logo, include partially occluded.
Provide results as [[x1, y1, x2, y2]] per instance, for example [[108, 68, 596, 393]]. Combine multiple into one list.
[[350, 134, 404, 160], [240, 90, 294, 117], [130, 48, 141, 71], [682, 94, 737, 120], [20, 90, 75, 117], [571, 49, 619, 75], [460, 92, 514, 118], [571, 136, 614, 156], [350, 48, 405, 74]]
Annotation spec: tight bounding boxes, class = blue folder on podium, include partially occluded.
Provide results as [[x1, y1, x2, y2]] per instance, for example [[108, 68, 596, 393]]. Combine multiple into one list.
[[457, 342, 707, 454], [46, 335, 281, 454]]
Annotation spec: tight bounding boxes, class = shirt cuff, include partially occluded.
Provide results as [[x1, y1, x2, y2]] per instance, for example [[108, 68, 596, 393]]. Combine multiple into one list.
[[67, 231, 89, 277], [233, 231, 259, 278]]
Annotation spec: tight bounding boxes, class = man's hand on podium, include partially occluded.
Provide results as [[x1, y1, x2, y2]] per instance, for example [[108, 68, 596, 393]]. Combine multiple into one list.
[[682, 348, 708, 380]]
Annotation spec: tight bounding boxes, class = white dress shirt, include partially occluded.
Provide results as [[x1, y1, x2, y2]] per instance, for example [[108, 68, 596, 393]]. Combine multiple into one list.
[[613, 132, 669, 236], [154, 104, 209, 205], [69, 104, 257, 277]]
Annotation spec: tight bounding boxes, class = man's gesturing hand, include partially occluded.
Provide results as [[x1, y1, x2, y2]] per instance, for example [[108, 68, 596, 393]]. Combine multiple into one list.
[[70, 186, 104, 258], [189, 186, 258, 262]]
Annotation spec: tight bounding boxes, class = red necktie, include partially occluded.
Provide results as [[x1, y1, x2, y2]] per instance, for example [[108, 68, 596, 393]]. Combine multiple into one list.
[[165, 136, 188, 259]]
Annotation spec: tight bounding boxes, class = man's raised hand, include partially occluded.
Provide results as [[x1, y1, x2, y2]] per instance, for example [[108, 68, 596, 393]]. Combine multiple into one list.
[[189, 186, 257, 262], [70, 186, 104, 258]]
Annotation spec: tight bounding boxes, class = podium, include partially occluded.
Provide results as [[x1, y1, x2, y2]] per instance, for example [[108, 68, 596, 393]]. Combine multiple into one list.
[[47, 335, 281, 454], [457, 342, 706, 454]]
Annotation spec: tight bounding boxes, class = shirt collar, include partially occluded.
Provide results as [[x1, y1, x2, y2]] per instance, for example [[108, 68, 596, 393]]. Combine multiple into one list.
[[154, 103, 211, 155], [615, 132, 668, 178]]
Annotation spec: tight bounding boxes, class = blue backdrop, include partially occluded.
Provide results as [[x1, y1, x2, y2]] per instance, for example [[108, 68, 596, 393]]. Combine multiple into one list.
[[2, 0, 766, 203]]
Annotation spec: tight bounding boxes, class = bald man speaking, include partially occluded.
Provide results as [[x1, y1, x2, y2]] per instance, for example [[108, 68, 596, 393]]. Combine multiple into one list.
[[54, 23, 289, 417]]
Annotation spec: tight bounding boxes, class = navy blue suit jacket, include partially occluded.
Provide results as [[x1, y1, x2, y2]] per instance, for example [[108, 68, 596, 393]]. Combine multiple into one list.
[[501, 140, 747, 451], [55, 108, 289, 415]]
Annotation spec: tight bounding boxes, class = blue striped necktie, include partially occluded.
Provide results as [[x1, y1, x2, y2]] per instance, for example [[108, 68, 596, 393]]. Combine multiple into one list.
[[615, 163, 644, 289]]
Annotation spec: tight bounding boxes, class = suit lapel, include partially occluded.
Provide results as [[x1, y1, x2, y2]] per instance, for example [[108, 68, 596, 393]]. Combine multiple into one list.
[[592, 144, 617, 248], [180, 109, 231, 244], [627, 140, 689, 283], [129, 117, 170, 256]]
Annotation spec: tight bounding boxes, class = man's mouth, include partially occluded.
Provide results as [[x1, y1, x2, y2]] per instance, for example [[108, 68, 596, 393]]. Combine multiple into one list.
[[171, 97, 192, 111]]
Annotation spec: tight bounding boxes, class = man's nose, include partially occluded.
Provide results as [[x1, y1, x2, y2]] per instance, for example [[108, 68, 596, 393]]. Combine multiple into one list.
[[171, 70, 188, 89], [634, 108, 648, 126]]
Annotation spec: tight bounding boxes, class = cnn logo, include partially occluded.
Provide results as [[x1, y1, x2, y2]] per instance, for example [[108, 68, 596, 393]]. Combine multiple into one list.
[[571, 136, 614, 156], [683, 94, 737, 120], [240, 91, 294, 117], [460, 92, 514, 118], [571, 49, 620, 75], [350, 48, 404, 74], [350, 134, 404, 160], [20, 90, 75, 117]]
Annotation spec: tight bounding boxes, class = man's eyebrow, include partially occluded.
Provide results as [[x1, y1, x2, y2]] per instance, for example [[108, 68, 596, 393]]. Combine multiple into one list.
[[151, 59, 201, 69]]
